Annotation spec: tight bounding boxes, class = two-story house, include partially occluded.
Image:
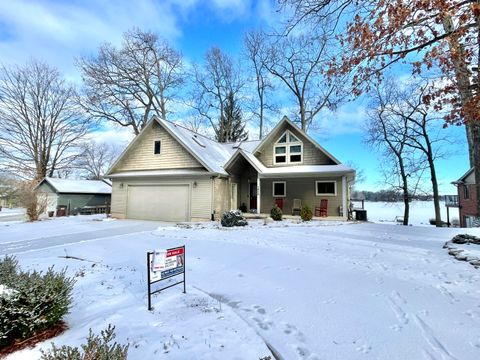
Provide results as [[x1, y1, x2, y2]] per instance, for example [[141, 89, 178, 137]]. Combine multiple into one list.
[[106, 116, 355, 222], [453, 168, 478, 227]]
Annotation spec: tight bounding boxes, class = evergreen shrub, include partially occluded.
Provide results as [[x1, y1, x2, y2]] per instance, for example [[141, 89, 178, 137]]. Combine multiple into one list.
[[270, 205, 282, 221], [0, 256, 75, 348], [40, 325, 128, 360]]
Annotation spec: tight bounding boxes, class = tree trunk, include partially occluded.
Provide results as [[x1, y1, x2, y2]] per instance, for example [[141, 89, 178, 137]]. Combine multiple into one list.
[[442, 14, 480, 218]]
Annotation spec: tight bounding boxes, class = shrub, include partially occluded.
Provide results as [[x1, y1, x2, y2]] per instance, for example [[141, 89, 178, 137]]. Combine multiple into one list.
[[0, 256, 75, 348], [300, 205, 313, 221], [221, 210, 248, 227], [270, 205, 282, 221], [40, 325, 129, 360]]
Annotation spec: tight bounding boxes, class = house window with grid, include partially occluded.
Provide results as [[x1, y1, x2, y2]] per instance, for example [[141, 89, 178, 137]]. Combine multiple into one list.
[[273, 130, 303, 164], [463, 184, 470, 199]]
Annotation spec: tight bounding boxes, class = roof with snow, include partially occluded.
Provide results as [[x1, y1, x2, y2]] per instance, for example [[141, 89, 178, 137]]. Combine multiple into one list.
[[107, 116, 354, 178], [37, 177, 112, 194]]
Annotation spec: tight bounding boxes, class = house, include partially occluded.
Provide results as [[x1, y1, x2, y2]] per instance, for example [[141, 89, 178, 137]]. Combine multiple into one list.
[[36, 177, 112, 215], [452, 168, 478, 227], [106, 116, 356, 222]]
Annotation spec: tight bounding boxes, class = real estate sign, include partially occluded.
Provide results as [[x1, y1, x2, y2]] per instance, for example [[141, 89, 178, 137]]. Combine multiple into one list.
[[147, 245, 186, 310]]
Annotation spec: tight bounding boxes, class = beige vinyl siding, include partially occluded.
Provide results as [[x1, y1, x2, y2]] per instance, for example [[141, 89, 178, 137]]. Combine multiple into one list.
[[256, 123, 335, 167], [114, 121, 203, 172], [260, 177, 344, 216], [111, 177, 212, 221], [213, 177, 230, 218]]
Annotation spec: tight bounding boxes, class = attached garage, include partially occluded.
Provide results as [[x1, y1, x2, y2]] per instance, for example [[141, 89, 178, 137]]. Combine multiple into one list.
[[126, 184, 190, 222]]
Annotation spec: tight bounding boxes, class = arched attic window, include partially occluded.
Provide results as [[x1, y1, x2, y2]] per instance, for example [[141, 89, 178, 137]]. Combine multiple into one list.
[[273, 130, 303, 164]]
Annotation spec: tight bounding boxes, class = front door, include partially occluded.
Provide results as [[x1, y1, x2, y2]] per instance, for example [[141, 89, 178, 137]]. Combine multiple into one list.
[[250, 182, 257, 211]]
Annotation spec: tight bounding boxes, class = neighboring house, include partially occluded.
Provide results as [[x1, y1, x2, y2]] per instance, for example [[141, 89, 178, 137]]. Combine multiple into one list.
[[36, 177, 112, 215], [452, 168, 478, 227], [106, 116, 355, 222]]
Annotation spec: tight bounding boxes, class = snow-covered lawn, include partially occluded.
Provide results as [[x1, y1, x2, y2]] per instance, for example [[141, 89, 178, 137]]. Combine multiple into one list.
[[2, 216, 480, 359], [0, 207, 25, 218]]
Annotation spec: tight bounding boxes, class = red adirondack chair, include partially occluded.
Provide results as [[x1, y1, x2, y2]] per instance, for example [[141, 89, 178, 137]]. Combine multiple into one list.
[[315, 199, 328, 217], [275, 198, 284, 211]]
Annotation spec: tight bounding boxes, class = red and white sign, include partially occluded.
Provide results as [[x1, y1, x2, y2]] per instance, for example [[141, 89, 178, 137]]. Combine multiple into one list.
[[149, 247, 185, 282]]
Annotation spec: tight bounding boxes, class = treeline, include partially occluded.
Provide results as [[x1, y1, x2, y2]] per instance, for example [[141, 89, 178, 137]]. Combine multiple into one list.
[[352, 190, 434, 202]]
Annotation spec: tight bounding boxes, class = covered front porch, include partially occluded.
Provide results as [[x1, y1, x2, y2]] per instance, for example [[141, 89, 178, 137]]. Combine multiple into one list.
[[225, 151, 353, 219]]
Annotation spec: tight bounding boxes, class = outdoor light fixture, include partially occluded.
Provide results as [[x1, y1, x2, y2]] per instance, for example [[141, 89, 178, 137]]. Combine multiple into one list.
[[119, 183, 124, 188], [193, 181, 198, 188]]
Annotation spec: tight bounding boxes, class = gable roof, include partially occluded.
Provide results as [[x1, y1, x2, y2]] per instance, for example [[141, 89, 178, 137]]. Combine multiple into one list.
[[37, 177, 112, 194], [252, 116, 340, 164], [107, 117, 261, 176], [452, 167, 475, 184], [107, 115, 350, 178]]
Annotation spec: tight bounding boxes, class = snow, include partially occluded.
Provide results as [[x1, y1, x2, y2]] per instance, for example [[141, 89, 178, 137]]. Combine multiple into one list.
[[2, 216, 480, 359], [41, 177, 112, 194], [364, 200, 460, 226], [0, 207, 25, 218]]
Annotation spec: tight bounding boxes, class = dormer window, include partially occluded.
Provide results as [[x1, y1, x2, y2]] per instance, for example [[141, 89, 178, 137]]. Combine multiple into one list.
[[274, 130, 303, 164]]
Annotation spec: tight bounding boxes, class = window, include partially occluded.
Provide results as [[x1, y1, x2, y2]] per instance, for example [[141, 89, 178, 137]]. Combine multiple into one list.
[[463, 184, 470, 199], [154, 140, 161, 154], [273, 181, 286, 197], [274, 130, 303, 164], [316, 181, 336, 196]]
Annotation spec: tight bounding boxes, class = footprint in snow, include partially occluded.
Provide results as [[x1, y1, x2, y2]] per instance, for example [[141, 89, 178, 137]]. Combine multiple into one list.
[[355, 344, 372, 354]]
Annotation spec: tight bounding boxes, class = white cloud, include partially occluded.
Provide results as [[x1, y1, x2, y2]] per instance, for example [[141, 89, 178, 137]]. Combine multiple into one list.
[[0, 0, 184, 79]]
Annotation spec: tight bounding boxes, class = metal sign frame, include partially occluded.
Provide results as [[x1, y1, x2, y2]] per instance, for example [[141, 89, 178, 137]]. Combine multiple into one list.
[[147, 245, 186, 310]]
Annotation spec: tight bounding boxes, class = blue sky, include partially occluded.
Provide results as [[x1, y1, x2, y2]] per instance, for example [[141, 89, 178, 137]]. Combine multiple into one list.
[[0, 0, 468, 194]]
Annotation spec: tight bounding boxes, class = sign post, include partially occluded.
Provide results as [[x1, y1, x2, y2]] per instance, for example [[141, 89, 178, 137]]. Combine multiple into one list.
[[147, 245, 186, 310]]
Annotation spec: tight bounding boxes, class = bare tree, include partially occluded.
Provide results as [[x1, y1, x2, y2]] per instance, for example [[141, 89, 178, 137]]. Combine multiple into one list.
[[243, 30, 276, 139], [385, 81, 453, 227], [0, 60, 89, 181], [77, 28, 184, 135], [261, 28, 345, 131], [366, 80, 423, 225], [191, 47, 246, 142], [76, 141, 122, 180]]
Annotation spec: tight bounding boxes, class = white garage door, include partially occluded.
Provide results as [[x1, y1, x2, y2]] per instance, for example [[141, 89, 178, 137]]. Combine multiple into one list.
[[126, 185, 190, 222]]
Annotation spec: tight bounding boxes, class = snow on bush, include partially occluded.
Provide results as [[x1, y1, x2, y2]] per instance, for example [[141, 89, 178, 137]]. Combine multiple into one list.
[[221, 210, 248, 227], [40, 325, 128, 360], [0, 255, 75, 348]]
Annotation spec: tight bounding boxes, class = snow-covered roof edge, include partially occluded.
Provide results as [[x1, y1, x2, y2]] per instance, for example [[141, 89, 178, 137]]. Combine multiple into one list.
[[36, 177, 112, 194]]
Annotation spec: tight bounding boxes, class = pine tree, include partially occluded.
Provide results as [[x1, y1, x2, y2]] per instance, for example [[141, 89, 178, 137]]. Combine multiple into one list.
[[216, 91, 248, 143]]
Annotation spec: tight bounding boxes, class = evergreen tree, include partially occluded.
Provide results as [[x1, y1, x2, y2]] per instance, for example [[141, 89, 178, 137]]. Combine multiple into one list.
[[216, 91, 248, 143]]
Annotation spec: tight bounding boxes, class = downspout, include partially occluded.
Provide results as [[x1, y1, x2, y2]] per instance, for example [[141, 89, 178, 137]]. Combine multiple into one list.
[[210, 176, 215, 221], [342, 176, 347, 219]]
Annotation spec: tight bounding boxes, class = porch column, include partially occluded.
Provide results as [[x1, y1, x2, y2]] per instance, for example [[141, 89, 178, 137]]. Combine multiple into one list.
[[342, 176, 347, 219], [257, 176, 261, 214]]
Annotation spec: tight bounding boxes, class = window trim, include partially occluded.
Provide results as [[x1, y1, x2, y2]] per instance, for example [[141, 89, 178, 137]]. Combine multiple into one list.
[[315, 180, 337, 196], [153, 140, 161, 155], [272, 181, 286, 197], [273, 130, 303, 165]]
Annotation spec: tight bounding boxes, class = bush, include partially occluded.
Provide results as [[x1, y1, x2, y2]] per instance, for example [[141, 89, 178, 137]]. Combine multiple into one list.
[[270, 205, 282, 221], [221, 210, 248, 227], [40, 325, 129, 360], [300, 205, 313, 221], [0, 256, 75, 348]]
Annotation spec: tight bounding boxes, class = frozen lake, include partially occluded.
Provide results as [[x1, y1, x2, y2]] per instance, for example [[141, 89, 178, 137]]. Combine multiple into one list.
[[363, 200, 460, 226]]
